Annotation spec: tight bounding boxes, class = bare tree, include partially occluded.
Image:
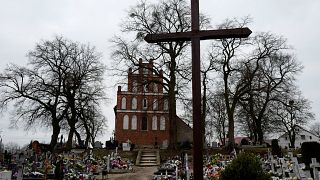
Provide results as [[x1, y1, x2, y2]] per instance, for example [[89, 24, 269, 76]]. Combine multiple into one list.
[[4, 142, 20, 153], [111, 0, 210, 149], [207, 18, 251, 149], [270, 89, 314, 148], [207, 89, 228, 146], [309, 122, 320, 136], [77, 104, 107, 148], [0, 36, 107, 151], [0, 60, 67, 150], [237, 33, 303, 144]]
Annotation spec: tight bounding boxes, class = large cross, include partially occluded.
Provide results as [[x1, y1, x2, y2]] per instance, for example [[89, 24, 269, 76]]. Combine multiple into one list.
[[145, 1, 251, 179]]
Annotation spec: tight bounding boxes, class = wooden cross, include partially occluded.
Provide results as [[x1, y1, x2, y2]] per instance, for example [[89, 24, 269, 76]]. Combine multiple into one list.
[[144, 1, 251, 179]]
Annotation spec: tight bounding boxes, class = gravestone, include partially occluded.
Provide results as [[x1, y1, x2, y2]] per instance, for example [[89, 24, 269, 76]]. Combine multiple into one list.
[[122, 143, 130, 151], [94, 141, 103, 148], [0, 170, 11, 180], [270, 155, 276, 174], [310, 158, 320, 180], [211, 142, 218, 148], [279, 158, 288, 177], [185, 153, 190, 180], [161, 140, 168, 149], [291, 157, 307, 179]]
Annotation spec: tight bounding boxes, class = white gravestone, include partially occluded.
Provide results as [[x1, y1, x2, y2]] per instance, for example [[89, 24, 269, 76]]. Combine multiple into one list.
[[0, 170, 12, 180], [291, 157, 307, 179], [310, 158, 320, 180]]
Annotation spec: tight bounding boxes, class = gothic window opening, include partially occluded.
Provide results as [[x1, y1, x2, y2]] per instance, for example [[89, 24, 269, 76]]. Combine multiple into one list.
[[143, 67, 148, 75], [143, 98, 147, 110], [163, 99, 168, 111], [154, 83, 158, 93], [160, 116, 166, 130], [123, 115, 129, 130], [121, 97, 126, 109], [152, 116, 157, 130], [132, 80, 138, 92], [153, 99, 158, 110], [132, 97, 137, 109], [131, 115, 137, 130], [142, 116, 148, 131]]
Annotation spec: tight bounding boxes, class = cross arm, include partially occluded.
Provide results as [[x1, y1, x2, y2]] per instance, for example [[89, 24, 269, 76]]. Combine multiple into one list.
[[144, 27, 252, 43]]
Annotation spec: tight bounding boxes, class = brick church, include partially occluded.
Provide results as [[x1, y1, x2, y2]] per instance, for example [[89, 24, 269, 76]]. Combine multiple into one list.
[[114, 59, 193, 148]]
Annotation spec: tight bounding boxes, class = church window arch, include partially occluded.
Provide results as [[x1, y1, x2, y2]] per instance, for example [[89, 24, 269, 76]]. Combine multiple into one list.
[[163, 99, 168, 111], [143, 98, 147, 109], [123, 115, 129, 130], [131, 115, 137, 130], [152, 116, 158, 130], [132, 97, 137, 109], [160, 116, 166, 130], [153, 99, 158, 110], [121, 97, 126, 109]]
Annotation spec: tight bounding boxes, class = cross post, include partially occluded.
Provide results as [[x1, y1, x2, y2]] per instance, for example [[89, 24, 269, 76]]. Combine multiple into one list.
[[144, 1, 251, 179]]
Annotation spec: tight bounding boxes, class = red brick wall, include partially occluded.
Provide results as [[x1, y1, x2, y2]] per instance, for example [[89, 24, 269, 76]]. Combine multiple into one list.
[[115, 60, 170, 146], [115, 112, 170, 145]]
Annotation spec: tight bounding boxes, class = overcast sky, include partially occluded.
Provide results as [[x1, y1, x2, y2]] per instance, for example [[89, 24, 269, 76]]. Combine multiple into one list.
[[0, 0, 319, 146]]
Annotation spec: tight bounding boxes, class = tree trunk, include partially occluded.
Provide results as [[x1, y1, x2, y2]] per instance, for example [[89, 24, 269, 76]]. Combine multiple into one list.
[[256, 119, 264, 145], [85, 134, 90, 148], [50, 120, 61, 151], [227, 115, 235, 151], [289, 132, 296, 148], [201, 74, 207, 148], [168, 85, 177, 149], [66, 125, 75, 150], [65, 91, 77, 150], [74, 130, 83, 147], [168, 55, 177, 149]]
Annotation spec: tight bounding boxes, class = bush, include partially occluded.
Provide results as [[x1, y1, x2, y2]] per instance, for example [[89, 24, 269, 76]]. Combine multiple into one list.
[[240, 138, 250, 145], [179, 140, 192, 150], [271, 139, 282, 157], [220, 152, 271, 180], [301, 142, 320, 167]]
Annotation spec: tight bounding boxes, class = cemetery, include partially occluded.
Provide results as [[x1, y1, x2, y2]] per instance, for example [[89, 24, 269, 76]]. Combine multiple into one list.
[[0, 140, 320, 179], [0, 0, 319, 179]]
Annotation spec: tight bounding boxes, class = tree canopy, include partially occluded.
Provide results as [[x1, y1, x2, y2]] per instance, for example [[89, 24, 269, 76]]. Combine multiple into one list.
[[0, 36, 107, 150]]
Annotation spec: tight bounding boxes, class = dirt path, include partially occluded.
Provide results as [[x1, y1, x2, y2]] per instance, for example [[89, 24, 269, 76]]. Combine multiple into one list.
[[96, 166, 158, 180]]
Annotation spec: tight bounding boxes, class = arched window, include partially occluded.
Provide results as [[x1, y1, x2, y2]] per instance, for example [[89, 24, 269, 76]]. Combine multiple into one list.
[[121, 97, 126, 109], [132, 80, 138, 93], [153, 99, 158, 110], [160, 116, 166, 130], [152, 116, 157, 130], [132, 97, 137, 109], [123, 115, 129, 130], [141, 116, 148, 131], [154, 83, 158, 93], [131, 115, 137, 130], [143, 67, 148, 75], [143, 98, 147, 110], [163, 99, 168, 111]]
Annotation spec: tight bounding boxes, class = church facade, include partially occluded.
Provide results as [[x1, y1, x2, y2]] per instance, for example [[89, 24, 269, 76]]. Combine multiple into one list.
[[114, 59, 170, 147], [114, 59, 193, 148]]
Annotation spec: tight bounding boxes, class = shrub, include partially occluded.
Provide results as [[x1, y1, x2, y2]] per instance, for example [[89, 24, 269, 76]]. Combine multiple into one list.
[[220, 152, 271, 180], [179, 140, 192, 150], [240, 138, 250, 145], [271, 139, 282, 157], [301, 142, 320, 167]]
